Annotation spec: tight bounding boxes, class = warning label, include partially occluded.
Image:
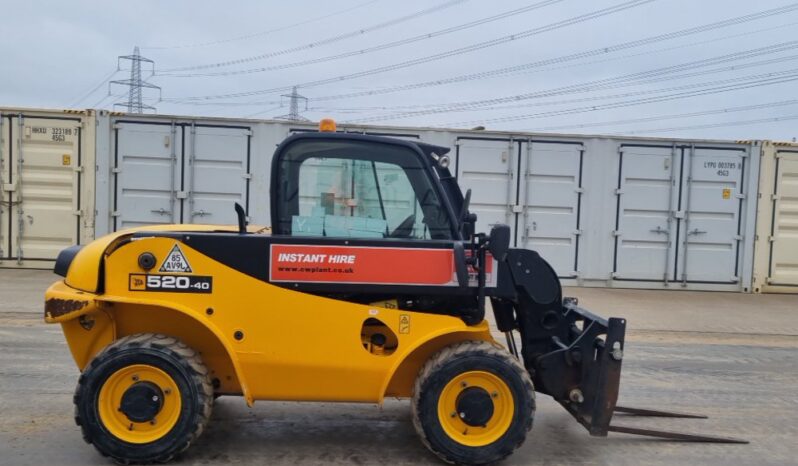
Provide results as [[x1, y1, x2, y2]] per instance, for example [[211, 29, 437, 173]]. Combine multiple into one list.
[[399, 315, 411, 334], [159, 244, 193, 273]]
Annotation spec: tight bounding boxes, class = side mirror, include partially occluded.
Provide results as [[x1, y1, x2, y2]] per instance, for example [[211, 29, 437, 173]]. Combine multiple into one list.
[[488, 224, 511, 262]]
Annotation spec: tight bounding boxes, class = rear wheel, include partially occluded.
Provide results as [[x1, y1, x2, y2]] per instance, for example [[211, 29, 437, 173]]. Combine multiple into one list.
[[412, 340, 535, 465], [74, 333, 213, 464]]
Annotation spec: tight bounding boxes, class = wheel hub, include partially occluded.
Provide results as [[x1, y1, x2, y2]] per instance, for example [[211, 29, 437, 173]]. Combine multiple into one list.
[[119, 381, 164, 423], [455, 386, 494, 427]]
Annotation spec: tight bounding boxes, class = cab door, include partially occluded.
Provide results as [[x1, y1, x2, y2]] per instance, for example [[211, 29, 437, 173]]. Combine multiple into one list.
[[269, 136, 467, 290]]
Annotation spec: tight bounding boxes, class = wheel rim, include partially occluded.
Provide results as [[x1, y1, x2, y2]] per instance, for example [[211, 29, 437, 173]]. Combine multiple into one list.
[[437, 370, 515, 447], [98, 364, 182, 444]]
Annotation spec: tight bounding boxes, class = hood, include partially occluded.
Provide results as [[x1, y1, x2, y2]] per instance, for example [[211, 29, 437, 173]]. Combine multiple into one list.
[[60, 224, 268, 293]]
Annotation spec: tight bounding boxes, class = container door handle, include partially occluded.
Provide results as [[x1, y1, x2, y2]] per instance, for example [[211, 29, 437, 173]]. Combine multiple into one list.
[[687, 228, 706, 236], [650, 226, 669, 235], [150, 208, 172, 216], [192, 209, 211, 217]]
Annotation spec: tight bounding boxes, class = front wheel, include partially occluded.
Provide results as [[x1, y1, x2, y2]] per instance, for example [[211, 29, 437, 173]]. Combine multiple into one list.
[[412, 341, 535, 465], [74, 333, 213, 464]]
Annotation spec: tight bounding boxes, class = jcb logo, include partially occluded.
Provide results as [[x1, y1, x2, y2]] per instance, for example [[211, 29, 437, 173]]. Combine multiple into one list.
[[129, 275, 146, 290]]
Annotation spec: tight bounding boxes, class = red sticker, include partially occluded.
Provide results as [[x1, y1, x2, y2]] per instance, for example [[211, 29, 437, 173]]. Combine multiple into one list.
[[269, 244, 495, 287]]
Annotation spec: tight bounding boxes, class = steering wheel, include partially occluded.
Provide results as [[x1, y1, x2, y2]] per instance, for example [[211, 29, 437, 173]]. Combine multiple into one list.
[[389, 214, 416, 238]]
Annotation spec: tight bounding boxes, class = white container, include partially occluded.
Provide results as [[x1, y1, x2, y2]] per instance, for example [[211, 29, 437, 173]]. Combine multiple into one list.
[[752, 141, 798, 293], [5, 107, 759, 291], [94, 112, 256, 234], [0, 107, 96, 269]]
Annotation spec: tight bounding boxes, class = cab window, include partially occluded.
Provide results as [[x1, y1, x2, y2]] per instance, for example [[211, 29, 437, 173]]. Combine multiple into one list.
[[275, 140, 454, 240]]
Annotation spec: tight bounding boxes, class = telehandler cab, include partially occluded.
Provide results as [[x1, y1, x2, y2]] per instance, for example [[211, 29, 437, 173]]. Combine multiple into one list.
[[45, 119, 745, 464]]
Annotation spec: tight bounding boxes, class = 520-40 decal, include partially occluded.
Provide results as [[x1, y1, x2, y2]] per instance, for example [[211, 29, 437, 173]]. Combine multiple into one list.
[[129, 274, 213, 293]]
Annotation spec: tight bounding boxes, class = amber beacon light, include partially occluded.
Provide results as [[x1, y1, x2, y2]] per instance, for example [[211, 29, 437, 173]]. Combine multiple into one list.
[[319, 118, 337, 132]]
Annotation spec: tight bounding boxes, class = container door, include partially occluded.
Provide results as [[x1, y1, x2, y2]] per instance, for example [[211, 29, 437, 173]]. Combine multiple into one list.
[[113, 122, 182, 230], [519, 141, 583, 278], [0, 115, 9, 259], [455, 138, 518, 242], [676, 147, 746, 283], [185, 125, 251, 225], [613, 145, 679, 281], [6, 116, 82, 263], [767, 150, 798, 286]]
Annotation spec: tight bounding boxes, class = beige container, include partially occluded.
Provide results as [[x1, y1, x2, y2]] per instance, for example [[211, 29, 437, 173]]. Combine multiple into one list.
[[752, 141, 798, 293], [0, 107, 96, 269]]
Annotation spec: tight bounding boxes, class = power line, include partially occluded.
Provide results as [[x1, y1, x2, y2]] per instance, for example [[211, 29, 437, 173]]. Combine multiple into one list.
[[161, 0, 470, 72], [68, 68, 120, 107], [524, 99, 798, 131], [244, 104, 285, 119], [159, 0, 565, 78], [608, 114, 798, 135], [297, 10, 798, 105], [437, 69, 798, 127], [165, 19, 798, 110], [141, 0, 383, 50], [346, 40, 798, 122], [163, 0, 656, 102]]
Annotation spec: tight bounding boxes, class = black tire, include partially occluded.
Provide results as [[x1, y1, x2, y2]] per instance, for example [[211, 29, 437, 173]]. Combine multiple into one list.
[[74, 333, 213, 464], [411, 340, 535, 465]]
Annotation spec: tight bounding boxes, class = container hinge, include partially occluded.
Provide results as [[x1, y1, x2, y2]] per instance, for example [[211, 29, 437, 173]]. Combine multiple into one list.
[[243, 173, 252, 180], [614, 188, 624, 195], [510, 205, 523, 214], [612, 230, 622, 237], [74, 166, 83, 173], [112, 167, 122, 174], [735, 193, 745, 199], [176, 191, 188, 199], [113, 123, 122, 129], [673, 211, 685, 219], [771, 194, 779, 201], [610, 272, 621, 279], [575, 187, 585, 194], [2, 181, 16, 192], [73, 209, 82, 216], [111, 211, 121, 217], [573, 229, 583, 236], [245, 129, 253, 136], [733, 234, 743, 240], [768, 236, 776, 242]]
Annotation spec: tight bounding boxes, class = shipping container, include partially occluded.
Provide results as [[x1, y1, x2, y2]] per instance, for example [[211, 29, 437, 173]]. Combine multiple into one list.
[[752, 141, 798, 293], [0, 107, 96, 269], [2, 107, 766, 291]]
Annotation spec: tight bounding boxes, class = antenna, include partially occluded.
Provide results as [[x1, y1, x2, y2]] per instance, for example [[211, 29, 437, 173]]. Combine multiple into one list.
[[109, 46, 161, 113]]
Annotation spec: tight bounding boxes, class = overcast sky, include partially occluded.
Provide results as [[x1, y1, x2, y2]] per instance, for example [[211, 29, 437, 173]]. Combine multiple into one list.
[[2, 0, 797, 140]]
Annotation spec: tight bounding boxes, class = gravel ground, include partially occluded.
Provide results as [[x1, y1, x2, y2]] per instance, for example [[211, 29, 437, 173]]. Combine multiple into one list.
[[0, 270, 795, 466]]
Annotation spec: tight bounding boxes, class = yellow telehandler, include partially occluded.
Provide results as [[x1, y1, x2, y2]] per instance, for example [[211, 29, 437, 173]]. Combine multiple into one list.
[[45, 119, 744, 464]]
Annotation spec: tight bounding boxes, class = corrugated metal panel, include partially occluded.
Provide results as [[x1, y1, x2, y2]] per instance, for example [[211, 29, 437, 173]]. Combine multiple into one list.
[[454, 137, 517, 241], [768, 150, 798, 286], [519, 141, 583, 278], [76, 110, 764, 291], [113, 121, 180, 229], [185, 124, 251, 225], [0, 109, 95, 269], [676, 146, 747, 284], [112, 119, 251, 230], [612, 144, 677, 282], [754, 142, 798, 292]]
